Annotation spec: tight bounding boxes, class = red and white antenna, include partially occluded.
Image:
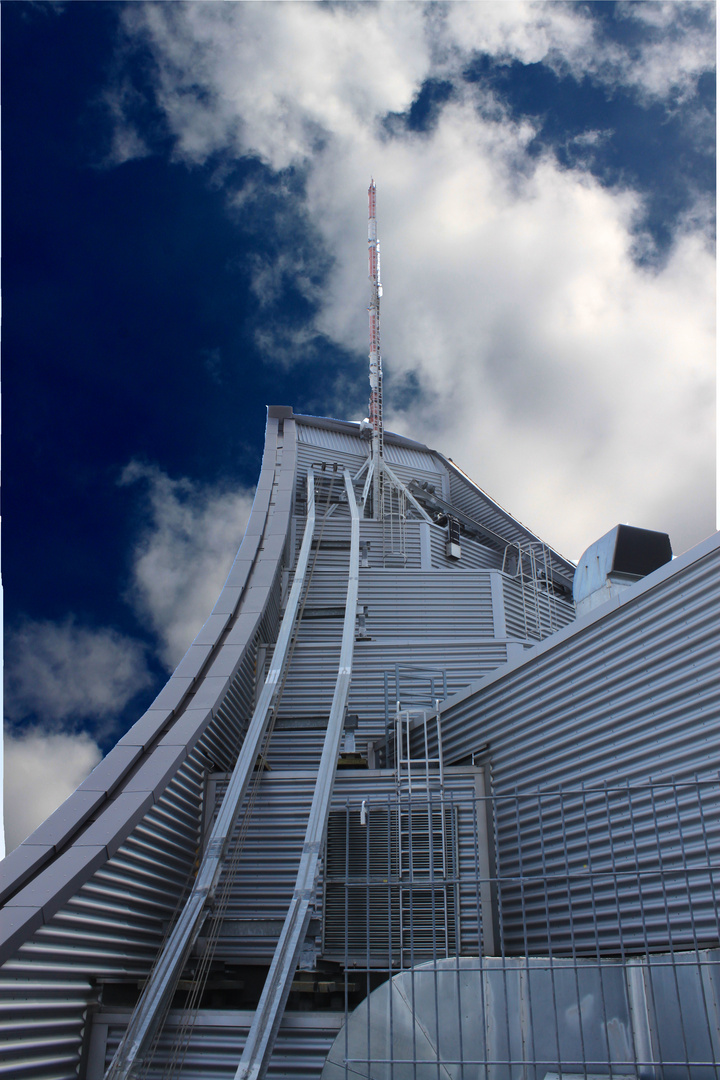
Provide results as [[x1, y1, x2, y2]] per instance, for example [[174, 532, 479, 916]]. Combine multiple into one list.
[[368, 179, 383, 514]]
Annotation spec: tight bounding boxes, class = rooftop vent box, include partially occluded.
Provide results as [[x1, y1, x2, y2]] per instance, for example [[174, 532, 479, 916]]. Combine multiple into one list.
[[573, 524, 672, 615]]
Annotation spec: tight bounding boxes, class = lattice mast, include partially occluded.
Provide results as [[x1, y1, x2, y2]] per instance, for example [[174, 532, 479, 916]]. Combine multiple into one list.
[[367, 179, 384, 517]]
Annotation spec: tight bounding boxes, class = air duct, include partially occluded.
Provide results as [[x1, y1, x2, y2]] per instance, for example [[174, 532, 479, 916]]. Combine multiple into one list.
[[573, 523, 672, 616]]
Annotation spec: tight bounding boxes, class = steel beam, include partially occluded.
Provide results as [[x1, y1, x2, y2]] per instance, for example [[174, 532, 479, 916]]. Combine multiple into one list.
[[105, 471, 318, 1080]]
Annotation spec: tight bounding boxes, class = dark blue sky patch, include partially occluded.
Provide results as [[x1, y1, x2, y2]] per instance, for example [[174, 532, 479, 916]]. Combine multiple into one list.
[[463, 51, 715, 264], [382, 78, 456, 137], [388, 369, 424, 414]]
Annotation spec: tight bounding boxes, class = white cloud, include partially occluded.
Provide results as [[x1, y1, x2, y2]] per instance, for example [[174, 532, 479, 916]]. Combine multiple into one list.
[[121, 1, 431, 170], [3, 730, 102, 853], [121, 462, 255, 669], [111, 2, 715, 560], [441, 1, 714, 104], [308, 103, 714, 558], [4, 617, 153, 726]]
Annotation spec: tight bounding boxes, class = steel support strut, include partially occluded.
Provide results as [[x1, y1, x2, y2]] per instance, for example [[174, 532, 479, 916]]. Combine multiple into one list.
[[234, 468, 361, 1080], [105, 471, 318, 1080]]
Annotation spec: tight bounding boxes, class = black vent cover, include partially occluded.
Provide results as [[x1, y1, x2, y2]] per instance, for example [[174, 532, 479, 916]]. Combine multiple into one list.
[[612, 525, 672, 577]]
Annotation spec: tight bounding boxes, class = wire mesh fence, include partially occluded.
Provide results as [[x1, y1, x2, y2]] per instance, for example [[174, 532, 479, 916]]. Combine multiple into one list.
[[323, 774, 720, 1079]]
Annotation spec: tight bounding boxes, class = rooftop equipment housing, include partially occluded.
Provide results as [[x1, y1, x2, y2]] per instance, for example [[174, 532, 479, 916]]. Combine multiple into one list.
[[573, 522, 672, 615]]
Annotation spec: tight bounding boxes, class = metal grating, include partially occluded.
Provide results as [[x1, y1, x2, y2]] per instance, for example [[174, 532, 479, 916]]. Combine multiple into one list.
[[323, 802, 458, 963]]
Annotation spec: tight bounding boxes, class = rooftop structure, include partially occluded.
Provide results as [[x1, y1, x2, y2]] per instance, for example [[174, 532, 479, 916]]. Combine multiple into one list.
[[1, 185, 718, 1078], [0, 405, 717, 1079]]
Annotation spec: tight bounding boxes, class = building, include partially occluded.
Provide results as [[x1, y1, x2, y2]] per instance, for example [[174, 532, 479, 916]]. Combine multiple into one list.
[[0, 406, 718, 1079]]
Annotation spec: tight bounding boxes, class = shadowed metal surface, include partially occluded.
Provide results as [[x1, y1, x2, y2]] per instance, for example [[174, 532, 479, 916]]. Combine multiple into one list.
[[322, 953, 720, 1080]]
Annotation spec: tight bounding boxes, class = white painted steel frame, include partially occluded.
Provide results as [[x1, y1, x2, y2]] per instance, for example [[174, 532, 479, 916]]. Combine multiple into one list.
[[235, 468, 360, 1080], [105, 469, 318, 1080]]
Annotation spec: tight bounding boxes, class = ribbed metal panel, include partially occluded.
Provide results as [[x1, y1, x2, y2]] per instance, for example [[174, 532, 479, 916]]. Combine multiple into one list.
[[429, 527, 503, 570], [267, 640, 509, 739], [99, 1009, 343, 1080], [264, 730, 327, 771], [207, 769, 481, 964], [293, 518, 426, 572], [382, 442, 445, 479], [295, 438, 446, 502], [503, 575, 576, 640], [296, 422, 447, 488], [6, 410, 715, 1079], [437, 534, 720, 954], [0, 752, 207, 1079], [447, 470, 537, 550], [295, 569, 495, 642], [296, 423, 367, 456], [295, 447, 364, 501], [495, 776, 720, 956], [0, 413, 295, 1080]]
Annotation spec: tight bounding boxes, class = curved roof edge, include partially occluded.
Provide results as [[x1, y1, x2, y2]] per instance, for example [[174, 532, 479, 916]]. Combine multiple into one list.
[[0, 412, 298, 963]]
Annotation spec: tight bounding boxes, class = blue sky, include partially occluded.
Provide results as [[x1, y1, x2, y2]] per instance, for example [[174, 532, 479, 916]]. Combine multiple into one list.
[[3, 1, 716, 851]]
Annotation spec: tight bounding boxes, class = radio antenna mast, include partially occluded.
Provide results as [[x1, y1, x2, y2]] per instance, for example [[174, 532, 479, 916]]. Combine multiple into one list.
[[367, 179, 383, 516]]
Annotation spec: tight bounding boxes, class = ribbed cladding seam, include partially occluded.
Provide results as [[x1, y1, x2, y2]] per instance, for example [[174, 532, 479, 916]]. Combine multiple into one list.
[[0, 416, 294, 966]]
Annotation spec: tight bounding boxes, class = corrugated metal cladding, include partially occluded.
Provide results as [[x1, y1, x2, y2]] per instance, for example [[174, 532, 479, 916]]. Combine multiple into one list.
[[0, 411, 294, 1078], [0, 746, 210, 1079], [435, 532, 720, 955], [300, 569, 496, 639], [503, 574, 575, 639], [296, 420, 447, 483], [293, 518, 428, 571], [7, 408, 715, 1080], [206, 769, 483, 965], [296, 421, 367, 456], [429, 526, 503, 570], [266, 641, 510, 740], [94, 1010, 343, 1080], [295, 517, 505, 573], [295, 433, 446, 492], [495, 775, 720, 956]]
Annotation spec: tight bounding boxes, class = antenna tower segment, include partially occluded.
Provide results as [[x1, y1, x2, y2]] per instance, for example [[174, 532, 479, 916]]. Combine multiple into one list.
[[368, 179, 383, 517]]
